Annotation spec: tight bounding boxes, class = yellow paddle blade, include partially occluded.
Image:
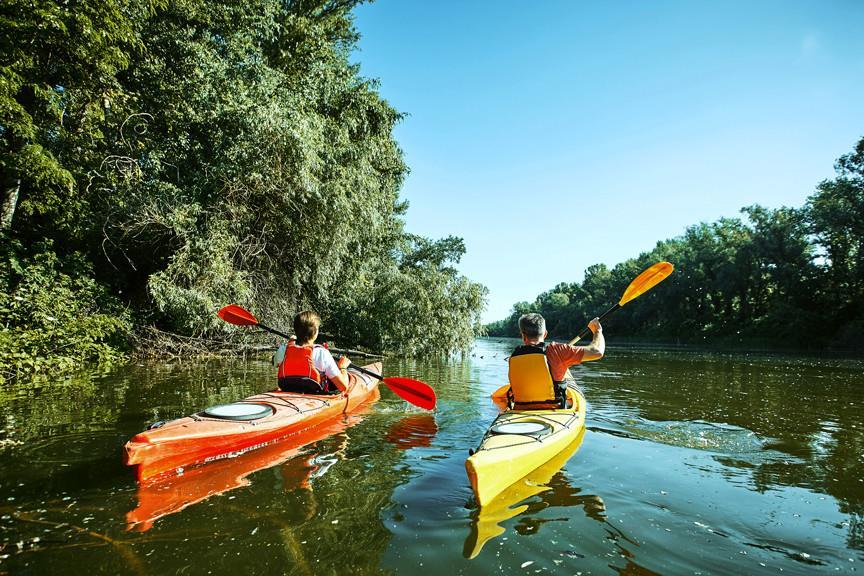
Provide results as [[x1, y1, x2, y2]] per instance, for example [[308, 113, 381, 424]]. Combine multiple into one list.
[[618, 262, 674, 306], [490, 384, 509, 399]]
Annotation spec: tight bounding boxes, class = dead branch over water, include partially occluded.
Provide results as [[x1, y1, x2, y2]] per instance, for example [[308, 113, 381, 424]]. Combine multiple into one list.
[[133, 326, 384, 360]]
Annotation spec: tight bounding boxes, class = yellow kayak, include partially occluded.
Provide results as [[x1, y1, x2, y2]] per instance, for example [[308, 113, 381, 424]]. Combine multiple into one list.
[[466, 385, 586, 507], [464, 427, 586, 558]]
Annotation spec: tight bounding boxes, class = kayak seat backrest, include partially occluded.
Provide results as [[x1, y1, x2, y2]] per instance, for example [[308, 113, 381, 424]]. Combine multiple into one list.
[[508, 353, 557, 405], [278, 376, 332, 395]]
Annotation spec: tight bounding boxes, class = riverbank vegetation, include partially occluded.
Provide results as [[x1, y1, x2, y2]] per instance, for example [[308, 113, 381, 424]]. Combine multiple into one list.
[[487, 137, 864, 351], [0, 0, 487, 382]]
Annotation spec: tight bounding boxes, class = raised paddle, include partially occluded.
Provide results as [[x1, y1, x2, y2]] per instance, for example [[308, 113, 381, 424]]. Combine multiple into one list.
[[567, 261, 674, 345], [217, 305, 436, 411], [492, 261, 674, 399]]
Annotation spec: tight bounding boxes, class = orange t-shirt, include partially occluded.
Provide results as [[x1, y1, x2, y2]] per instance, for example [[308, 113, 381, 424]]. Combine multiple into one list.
[[544, 341, 585, 381]]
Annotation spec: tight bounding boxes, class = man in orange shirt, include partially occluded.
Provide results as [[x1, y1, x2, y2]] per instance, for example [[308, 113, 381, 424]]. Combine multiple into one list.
[[508, 313, 604, 408]]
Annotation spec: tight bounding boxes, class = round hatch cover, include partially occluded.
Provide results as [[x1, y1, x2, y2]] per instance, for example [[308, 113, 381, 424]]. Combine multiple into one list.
[[490, 421, 551, 436], [202, 403, 272, 421]]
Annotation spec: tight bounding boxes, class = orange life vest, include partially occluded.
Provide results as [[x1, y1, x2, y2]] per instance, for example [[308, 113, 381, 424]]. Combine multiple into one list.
[[278, 343, 327, 393]]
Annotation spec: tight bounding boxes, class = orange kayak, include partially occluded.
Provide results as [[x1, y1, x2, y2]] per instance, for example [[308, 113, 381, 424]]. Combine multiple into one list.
[[124, 362, 382, 483], [127, 409, 371, 531], [126, 409, 438, 531]]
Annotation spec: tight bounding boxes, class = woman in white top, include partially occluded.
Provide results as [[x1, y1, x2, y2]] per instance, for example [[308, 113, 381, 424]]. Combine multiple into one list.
[[276, 311, 350, 393]]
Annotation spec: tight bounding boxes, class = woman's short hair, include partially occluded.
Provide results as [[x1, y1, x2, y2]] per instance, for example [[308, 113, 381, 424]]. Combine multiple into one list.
[[293, 311, 321, 343], [518, 313, 546, 339]]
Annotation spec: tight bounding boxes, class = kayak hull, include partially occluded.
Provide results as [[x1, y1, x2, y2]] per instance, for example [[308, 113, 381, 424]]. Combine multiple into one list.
[[464, 427, 587, 559], [466, 386, 586, 507], [125, 362, 381, 483]]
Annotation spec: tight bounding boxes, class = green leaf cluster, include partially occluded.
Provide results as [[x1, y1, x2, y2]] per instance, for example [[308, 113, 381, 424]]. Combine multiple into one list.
[[330, 235, 488, 355], [0, 241, 131, 383], [2, 0, 487, 379]]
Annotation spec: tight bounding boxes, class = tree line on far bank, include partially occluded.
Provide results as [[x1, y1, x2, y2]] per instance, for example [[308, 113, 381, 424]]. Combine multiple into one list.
[[487, 137, 864, 351], [0, 0, 487, 382]]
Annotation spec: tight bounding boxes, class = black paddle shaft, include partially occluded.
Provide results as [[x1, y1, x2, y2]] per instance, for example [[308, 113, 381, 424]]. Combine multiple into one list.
[[573, 303, 620, 343], [347, 363, 384, 381], [257, 322, 292, 340]]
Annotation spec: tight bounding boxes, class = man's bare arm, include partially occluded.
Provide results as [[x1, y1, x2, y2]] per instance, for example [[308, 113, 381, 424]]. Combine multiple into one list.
[[579, 318, 605, 362]]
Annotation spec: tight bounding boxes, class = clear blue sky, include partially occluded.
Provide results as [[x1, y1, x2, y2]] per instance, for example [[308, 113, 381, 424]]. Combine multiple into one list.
[[351, 0, 864, 324]]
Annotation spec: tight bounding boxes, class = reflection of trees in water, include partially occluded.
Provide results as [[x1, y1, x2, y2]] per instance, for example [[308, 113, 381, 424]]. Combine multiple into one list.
[[609, 557, 663, 576], [604, 521, 659, 576], [589, 352, 864, 548], [0, 361, 273, 447], [1, 377, 435, 576], [505, 473, 667, 576], [847, 513, 864, 552]]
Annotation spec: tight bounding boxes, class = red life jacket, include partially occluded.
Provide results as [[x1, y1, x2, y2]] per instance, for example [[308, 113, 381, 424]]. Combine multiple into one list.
[[278, 343, 327, 393]]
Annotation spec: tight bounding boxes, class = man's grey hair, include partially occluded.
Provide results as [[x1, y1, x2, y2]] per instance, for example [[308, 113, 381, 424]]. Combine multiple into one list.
[[518, 313, 546, 339]]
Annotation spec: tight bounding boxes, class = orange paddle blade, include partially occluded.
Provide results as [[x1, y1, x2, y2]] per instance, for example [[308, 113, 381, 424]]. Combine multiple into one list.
[[383, 377, 437, 411], [619, 262, 674, 306], [218, 305, 259, 326]]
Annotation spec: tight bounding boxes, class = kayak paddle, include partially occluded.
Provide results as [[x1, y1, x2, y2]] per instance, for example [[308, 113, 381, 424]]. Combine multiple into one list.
[[217, 305, 436, 411], [218, 304, 293, 339], [567, 260, 674, 345], [217, 304, 337, 341], [346, 363, 437, 411], [491, 261, 674, 399]]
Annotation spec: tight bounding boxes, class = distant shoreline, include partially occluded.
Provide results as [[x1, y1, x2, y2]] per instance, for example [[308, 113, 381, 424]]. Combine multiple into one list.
[[477, 335, 864, 358]]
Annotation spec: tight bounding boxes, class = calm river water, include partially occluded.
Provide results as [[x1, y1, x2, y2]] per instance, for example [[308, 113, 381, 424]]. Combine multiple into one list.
[[1, 338, 862, 575]]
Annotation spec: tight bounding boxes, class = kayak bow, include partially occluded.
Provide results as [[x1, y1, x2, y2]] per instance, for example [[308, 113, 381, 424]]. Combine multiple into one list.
[[466, 385, 586, 506], [125, 362, 382, 483]]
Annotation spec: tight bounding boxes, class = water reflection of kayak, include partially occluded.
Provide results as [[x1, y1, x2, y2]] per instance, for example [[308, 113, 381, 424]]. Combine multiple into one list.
[[126, 411, 366, 531], [124, 362, 382, 483], [384, 413, 439, 449], [126, 410, 438, 532], [464, 427, 594, 559], [466, 386, 587, 507]]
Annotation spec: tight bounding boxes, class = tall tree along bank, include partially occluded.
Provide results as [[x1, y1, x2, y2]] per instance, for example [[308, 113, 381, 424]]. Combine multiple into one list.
[[0, 0, 487, 382], [487, 137, 864, 351]]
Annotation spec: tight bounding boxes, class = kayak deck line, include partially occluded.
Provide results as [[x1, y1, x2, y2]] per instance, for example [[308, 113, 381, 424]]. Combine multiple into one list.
[[250, 391, 337, 412], [472, 411, 583, 452], [186, 394, 335, 424]]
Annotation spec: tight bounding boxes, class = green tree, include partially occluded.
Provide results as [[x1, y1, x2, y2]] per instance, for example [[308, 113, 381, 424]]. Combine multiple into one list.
[[0, 0, 158, 235], [1, 0, 489, 379], [806, 138, 864, 343], [488, 136, 864, 350]]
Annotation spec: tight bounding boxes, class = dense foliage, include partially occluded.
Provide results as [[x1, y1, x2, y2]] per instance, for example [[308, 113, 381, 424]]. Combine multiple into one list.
[[488, 137, 864, 351], [1, 0, 486, 381]]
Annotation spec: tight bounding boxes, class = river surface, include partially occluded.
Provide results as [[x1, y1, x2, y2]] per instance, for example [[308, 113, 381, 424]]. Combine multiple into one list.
[[1, 338, 862, 575]]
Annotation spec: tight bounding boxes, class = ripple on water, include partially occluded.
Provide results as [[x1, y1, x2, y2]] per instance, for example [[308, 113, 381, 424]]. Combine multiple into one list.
[[13, 430, 120, 464], [591, 416, 768, 454]]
